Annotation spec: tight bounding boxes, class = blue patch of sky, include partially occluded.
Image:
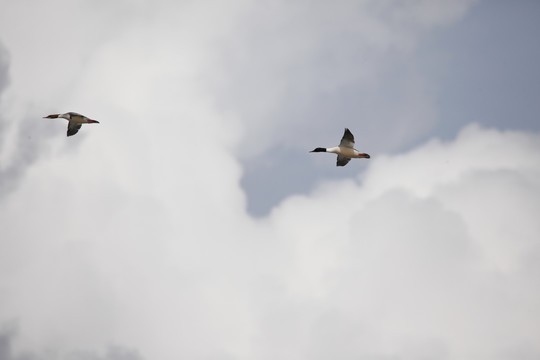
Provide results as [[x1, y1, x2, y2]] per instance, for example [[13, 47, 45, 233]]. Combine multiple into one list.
[[242, 0, 540, 217], [418, 0, 540, 137]]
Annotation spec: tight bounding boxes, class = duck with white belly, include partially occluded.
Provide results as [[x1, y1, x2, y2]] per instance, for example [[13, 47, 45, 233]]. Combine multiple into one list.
[[43, 112, 99, 137], [310, 128, 370, 166]]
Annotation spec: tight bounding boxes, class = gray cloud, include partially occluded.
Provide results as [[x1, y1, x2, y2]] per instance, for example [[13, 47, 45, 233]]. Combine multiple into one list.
[[0, 325, 143, 360], [0, 41, 66, 199], [0, 41, 11, 152], [63, 347, 143, 360], [0, 43, 8, 94], [0, 111, 61, 198]]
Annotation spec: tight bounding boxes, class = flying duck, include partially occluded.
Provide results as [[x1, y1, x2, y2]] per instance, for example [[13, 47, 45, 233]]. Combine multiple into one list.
[[43, 112, 99, 137], [310, 128, 370, 166]]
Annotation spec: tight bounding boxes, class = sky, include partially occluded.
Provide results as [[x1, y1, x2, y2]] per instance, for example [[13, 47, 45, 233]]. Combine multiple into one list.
[[0, 0, 539, 359]]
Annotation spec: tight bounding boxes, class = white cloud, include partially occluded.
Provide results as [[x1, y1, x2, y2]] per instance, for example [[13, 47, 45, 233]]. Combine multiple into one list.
[[256, 125, 540, 359], [1, 122, 539, 359]]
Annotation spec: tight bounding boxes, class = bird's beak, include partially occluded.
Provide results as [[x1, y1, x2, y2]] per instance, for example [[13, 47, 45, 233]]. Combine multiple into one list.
[[360, 153, 370, 159], [43, 114, 60, 119], [88, 120, 99, 123]]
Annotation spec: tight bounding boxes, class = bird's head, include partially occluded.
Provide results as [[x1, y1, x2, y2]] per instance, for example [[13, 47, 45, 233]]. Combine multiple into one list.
[[310, 147, 327, 153], [43, 114, 60, 119]]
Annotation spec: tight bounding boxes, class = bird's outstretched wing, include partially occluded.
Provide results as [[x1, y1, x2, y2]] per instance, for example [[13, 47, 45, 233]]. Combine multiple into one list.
[[336, 155, 351, 167], [67, 123, 82, 137], [339, 128, 355, 148]]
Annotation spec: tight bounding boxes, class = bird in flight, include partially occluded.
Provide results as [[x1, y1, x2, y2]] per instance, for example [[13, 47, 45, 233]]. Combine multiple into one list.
[[310, 128, 370, 166], [43, 112, 99, 137]]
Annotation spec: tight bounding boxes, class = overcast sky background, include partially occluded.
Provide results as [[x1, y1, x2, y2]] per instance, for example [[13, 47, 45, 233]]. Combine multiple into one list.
[[0, 0, 539, 359]]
